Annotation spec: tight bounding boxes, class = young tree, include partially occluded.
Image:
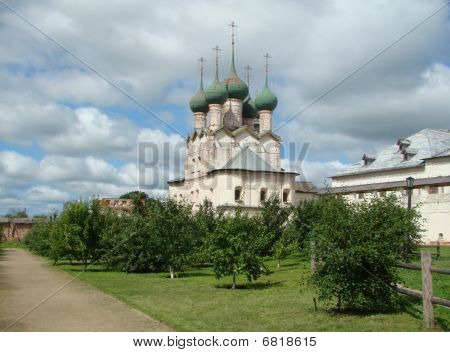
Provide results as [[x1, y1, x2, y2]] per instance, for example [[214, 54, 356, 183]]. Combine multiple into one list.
[[207, 210, 265, 289]]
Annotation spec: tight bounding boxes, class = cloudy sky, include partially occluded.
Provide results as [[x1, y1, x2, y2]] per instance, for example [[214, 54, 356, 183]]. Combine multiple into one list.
[[1, 0, 449, 215]]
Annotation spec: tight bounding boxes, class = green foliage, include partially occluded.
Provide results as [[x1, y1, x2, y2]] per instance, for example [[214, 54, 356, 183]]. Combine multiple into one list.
[[119, 191, 148, 200], [291, 198, 322, 251], [207, 209, 265, 288], [25, 221, 53, 256], [102, 199, 197, 276], [310, 193, 423, 310], [258, 194, 292, 257], [48, 199, 108, 267], [191, 199, 223, 264]]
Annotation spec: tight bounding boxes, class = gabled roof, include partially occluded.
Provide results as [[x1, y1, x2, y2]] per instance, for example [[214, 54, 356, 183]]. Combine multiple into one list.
[[212, 126, 281, 142], [220, 146, 278, 172], [333, 128, 450, 177]]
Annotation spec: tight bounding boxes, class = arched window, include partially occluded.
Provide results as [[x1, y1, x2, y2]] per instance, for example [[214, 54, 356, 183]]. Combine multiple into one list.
[[260, 188, 267, 203], [235, 186, 242, 202], [282, 189, 290, 203]]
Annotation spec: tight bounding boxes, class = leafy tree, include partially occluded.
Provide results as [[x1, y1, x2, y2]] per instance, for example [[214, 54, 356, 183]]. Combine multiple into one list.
[[48, 199, 106, 268], [207, 209, 265, 288], [191, 199, 223, 265], [257, 194, 292, 258], [310, 193, 422, 310], [102, 199, 197, 276], [147, 199, 196, 278], [291, 198, 322, 251], [101, 212, 160, 273]]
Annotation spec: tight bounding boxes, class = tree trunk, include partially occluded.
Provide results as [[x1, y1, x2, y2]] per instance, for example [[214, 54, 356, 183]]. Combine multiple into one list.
[[170, 266, 174, 279], [232, 274, 236, 289], [83, 258, 88, 271], [277, 260, 280, 268]]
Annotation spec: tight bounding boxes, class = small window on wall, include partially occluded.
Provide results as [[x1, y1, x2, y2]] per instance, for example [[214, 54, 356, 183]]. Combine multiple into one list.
[[379, 190, 386, 197], [235, 187, 242, 202], [428, 186, 438, 194], [358, 192, 364, 199], [260, 188, 267, 203], [282, 189, 290, 203], [254, 124, 260, 133]]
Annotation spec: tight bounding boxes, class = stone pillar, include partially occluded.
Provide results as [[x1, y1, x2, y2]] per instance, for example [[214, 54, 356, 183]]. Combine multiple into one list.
[[208, 104, 223, 131], [193, 112, 206, 129], [259, 110, 272, 133], [222, 99, 243, 130]]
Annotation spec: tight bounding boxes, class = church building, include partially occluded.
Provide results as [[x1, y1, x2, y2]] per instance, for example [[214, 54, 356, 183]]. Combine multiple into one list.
[[168, 25, 316, 210]]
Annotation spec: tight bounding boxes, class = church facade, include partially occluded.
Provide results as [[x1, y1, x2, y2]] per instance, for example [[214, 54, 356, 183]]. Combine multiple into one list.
[[168, 31, 316, 210]]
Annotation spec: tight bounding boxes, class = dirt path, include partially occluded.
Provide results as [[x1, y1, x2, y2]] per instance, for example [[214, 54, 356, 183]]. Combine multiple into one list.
[[0, 248, 171, 331]]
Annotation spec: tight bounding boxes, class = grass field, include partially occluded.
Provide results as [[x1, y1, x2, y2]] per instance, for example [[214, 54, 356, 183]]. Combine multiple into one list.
[[55, 248, 449, 332]]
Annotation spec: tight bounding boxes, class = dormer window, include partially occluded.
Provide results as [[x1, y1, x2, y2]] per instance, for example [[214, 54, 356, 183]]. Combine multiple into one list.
[[362, 154, 375, 166], [396, 138, 411, 152]]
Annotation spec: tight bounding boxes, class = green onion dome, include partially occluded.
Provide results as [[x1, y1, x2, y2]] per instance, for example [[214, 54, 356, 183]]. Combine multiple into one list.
[[223, 52, 248, 100], [189, 88, 208, 113], [242, 95, 259, 118], [255, 80, 278, 111], [205, 74, 228, 105]]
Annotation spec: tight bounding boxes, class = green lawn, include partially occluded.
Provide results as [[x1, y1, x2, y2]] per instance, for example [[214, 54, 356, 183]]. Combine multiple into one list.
[[0, 240, 26, 249], [53, 249, 449, 332]]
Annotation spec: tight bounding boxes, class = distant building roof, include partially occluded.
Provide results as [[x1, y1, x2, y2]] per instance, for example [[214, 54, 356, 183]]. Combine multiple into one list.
[[333, 128, 450, 177]]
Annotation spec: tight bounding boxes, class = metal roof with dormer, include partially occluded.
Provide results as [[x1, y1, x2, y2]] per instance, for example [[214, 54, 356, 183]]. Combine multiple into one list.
[[333, 128, 450, 178]]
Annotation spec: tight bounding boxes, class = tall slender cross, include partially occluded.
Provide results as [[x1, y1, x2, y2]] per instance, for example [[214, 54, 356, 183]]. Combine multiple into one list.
[[244, 65, 252, 86], [229, 21, 237, 45], [198, 57, 206, 87], [212, 46, 221, 71], [263, 53, 272, 76]]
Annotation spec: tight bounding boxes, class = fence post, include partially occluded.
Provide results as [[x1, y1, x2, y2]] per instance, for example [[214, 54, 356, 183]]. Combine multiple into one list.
[[310, 240, 316, 273], [436, 242, 440, 260], [421, 251, 434, 329]]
